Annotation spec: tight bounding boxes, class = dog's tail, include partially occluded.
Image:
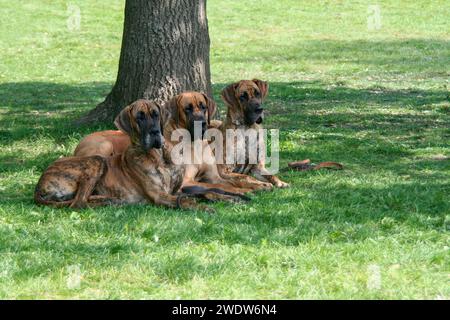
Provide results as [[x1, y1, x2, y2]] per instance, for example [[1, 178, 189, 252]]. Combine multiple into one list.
[[181, 185, 251, 202], [34, 191, 112, 208], [34, 191, 74, 208]]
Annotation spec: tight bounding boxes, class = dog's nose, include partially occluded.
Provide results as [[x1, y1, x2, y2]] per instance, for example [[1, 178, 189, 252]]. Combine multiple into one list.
[[152, 139, 162, 149], [150, 129, 161, 135], [250, 102, 262, 111], [194, 116, 206, 123]]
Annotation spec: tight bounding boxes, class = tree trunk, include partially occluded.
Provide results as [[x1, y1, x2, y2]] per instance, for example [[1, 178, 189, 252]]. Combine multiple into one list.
[[77, 0, 212, 125]]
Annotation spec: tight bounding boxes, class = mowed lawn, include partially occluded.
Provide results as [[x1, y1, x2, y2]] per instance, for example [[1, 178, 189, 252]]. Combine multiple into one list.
[[0, 0, 449, 299]]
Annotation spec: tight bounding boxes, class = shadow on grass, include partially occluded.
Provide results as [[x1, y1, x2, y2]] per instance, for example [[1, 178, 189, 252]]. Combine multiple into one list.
[[1, 80, 448, 141], [0, 80, 448, 176], [0, 82, 114, 145], [1, 172, 448, 284], [0, 79, 448, 261]]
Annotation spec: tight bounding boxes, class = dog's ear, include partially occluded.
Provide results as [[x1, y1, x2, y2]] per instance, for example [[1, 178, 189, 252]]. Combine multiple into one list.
[[163, 95, 180, 126], [221, 82, 239, 107], [202, 93, 217, 125], [153, 101, 167, 133], [252, 79, 269, 100], [114, 104, 133, 136]]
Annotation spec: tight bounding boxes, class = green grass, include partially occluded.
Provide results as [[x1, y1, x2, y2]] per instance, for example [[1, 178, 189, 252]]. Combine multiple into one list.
[[0, 0, 449, 299]]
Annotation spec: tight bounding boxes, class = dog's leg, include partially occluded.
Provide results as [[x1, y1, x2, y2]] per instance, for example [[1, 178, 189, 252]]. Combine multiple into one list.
[[216, 164, 273, 191], [199, 164, 254, 193], [183, 163, 254, 195], [143, 190, 214, 213], [223, 172, 274, 191], [35, 156, 108, 208], [250, 164, 289, 188], [69, 178, 99, 209], [201, 191, 249, 203], [83, 195, 118, 207], [69, 157, 107, 209], [181, 185, 250, 203], [188, 180, 252, 195]]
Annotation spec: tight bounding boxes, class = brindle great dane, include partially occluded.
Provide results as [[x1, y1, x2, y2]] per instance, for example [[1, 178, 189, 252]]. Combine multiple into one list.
[[218, 79, 289, 188], [34, 100, 246, 210], [74, 92, 272, 195], [160, 92, 272, 193]]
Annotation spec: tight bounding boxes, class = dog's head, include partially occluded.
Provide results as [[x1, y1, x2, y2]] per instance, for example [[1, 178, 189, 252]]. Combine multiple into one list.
[[114, 99, 164, 153], [165, 92, 217, 140], [221, 79, 269, 126]]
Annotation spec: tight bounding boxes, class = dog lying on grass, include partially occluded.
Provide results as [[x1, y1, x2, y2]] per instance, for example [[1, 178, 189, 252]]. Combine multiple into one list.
[[160, 92, 272, 193], [73, 92, 272, 196], [218, 79, 289, 188], [34, 99, 246, 211]]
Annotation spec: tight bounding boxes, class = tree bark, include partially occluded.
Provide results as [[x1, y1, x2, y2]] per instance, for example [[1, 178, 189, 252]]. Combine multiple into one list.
[[77, 0, 212, 125]]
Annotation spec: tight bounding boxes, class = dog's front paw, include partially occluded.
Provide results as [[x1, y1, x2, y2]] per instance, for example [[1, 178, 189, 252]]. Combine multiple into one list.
[[247, 181, 272, 191], [178, 196, 216, 214], [260, 182, 274, 190], [275, 180, 290, 188]]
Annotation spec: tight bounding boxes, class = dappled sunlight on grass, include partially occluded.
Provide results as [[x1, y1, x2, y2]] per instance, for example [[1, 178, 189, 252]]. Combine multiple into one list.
[[0, 0, 448, 299]]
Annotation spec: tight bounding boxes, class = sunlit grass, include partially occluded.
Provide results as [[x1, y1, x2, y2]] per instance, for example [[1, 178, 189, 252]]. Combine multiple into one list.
[[0, 0, 449, 299]]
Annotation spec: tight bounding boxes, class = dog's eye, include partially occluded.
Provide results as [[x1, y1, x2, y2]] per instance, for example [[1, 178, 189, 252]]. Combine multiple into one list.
[[239, 92, 248, 101], [199, 102, 206, 111], [186, 104, 193, 112], [254, 90, 260, 97], [152, 111, 159, 119], [137, 111, 146, 120]]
